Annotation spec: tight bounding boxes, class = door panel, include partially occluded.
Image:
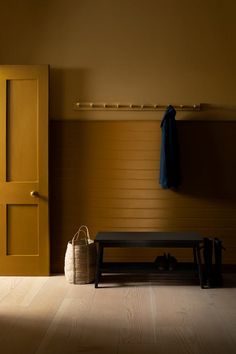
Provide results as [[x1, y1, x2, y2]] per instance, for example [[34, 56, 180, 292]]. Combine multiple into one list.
[[7, 205, 38, 256], [6, 79, 38, 182], [0, 65, 49, 275]]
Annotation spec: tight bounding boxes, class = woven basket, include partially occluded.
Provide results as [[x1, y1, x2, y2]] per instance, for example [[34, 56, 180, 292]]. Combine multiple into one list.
[[64, 225, 97, 284]]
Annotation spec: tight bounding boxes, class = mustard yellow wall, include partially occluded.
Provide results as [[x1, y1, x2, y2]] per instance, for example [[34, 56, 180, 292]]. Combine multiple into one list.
[[50, 120, 236, 272], [1, 1, 236, 272], [0, 0, 236, 120]]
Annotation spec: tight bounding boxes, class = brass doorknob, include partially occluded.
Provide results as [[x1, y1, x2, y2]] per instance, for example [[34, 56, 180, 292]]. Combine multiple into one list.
[[30, 191, 38, 197]]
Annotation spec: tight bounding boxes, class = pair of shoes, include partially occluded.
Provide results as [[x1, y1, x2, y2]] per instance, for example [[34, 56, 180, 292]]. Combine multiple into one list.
[[155, 253, 178, 271]]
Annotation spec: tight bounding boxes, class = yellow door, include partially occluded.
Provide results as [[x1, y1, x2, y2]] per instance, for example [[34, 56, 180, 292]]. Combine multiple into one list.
[[0, 65, 49, 275]]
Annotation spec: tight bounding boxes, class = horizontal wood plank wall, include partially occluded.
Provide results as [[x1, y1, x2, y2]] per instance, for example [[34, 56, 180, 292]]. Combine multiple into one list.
[[50, 121, 236, 273]]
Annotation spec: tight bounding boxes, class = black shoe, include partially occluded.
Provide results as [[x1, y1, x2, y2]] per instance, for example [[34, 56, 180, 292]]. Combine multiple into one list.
[[155, 253, 168, 270], [214, 238, 225, 287], [203, 237, 214, 288], [167, 253, 178, 271]]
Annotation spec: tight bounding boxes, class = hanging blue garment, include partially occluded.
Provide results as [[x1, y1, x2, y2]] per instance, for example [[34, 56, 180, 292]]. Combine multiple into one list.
[[159, 105, 180, 189]]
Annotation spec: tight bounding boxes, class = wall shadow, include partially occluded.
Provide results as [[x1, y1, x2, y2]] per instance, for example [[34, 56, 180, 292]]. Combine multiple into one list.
[[176, 120, 236, 201], [49, 67, 93, 273], [49, 67, 93, 120]]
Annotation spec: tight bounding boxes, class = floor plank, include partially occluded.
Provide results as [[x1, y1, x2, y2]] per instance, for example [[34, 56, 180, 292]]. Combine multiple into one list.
[[0, 275, 235, 354]]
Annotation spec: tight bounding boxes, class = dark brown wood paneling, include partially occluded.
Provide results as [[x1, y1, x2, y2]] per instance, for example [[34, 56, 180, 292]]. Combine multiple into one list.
[[50, 121, 236, 273]]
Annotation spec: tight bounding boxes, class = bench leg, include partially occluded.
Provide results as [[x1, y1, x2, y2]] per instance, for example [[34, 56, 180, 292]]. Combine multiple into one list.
[[95, 243, 104, 288], [196, 244, 204, 288], [193, 245, 198, 275]]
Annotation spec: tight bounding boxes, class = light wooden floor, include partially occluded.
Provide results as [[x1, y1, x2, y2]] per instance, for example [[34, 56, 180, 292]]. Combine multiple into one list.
[[0, 275, 235, 354]]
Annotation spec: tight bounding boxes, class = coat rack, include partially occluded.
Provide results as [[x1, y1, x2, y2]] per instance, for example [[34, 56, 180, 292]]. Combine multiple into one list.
[[74, 101, 201, 111]]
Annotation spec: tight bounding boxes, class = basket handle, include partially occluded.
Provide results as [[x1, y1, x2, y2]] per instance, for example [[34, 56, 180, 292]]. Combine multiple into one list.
[[72, 225, 91, 244]]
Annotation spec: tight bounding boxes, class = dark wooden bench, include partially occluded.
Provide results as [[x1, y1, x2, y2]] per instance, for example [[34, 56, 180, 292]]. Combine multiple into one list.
[[94, 231, 204, 288]]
